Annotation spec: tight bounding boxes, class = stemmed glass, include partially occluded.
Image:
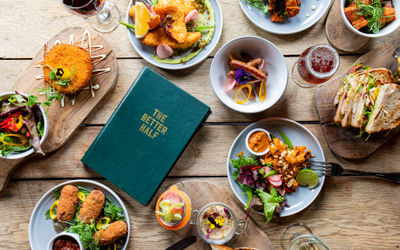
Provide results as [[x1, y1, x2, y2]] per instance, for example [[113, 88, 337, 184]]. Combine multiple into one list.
[[281, 223, 330, 250], [61, 0, 120, 33]]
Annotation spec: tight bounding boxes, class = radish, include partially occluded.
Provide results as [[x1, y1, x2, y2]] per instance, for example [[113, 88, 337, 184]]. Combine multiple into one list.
[[156, 44, 173, 59], [162, 191, 181, 204], [185, 9, 199, 23], [268, 174, 282, 187], [225, 77, 236, 92]]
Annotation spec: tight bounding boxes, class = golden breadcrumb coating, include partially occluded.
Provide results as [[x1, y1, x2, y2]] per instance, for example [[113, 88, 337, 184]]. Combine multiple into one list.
[[94, 221, 128, 246], [78, 190, 105, 224], [57, 185, 79, 221], [43, 44, 92, 94]]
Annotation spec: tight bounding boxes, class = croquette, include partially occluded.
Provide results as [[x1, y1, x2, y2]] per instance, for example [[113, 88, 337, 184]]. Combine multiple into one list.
[[43, 44, 93, 94], [94, 221, 128, 246], [78, 190, 105, 223], [57, 185, 79, 221]]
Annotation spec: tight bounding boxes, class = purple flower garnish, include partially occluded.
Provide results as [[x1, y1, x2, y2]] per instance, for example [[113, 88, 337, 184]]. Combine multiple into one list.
[[224, 208, 231, 219], [235, 69, 252, 84]]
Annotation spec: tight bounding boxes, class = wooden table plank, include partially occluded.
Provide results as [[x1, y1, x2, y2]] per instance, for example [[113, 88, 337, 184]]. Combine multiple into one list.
[[1, 178, 399, 249], [0, 0, 399, 59], [0, 56, 359, 123], [11, 124, 400, 179]]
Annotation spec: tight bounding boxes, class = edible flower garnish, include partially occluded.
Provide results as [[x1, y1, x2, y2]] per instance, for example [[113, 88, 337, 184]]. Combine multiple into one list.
[[235, 69, 252, 85]]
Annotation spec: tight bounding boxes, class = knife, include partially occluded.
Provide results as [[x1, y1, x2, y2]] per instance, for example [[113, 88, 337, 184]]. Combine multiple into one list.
[[165, 235, 197, 250]]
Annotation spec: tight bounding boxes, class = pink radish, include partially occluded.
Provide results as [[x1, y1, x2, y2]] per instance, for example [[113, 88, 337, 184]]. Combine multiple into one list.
[[185, 9, 199, 23], [163, 191, 181, 204], [156, 44, 173, 59], [268, 174, 281, 182], [225, 77, 236, 92], [269, 178, 282, 187]]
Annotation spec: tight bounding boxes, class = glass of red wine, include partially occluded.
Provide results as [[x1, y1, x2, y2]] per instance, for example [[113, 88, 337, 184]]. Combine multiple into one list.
[[292, 44, 340, 88], [62, 0, 120, 33]]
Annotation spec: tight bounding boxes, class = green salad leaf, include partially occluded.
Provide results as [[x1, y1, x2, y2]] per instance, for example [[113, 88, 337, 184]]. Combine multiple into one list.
[[66, 220, 100, 250], [244, 0, 269, 14], [104, 198, 125, 222], [255, 188, 285, 222]]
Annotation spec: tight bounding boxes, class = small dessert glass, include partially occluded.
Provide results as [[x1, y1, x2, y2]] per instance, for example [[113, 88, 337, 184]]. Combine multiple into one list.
[[194, 202, 246, 245]]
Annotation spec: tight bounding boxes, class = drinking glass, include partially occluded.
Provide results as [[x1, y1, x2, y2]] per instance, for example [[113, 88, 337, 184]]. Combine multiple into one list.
[[280, 223, 330, 250], [292, 44, 340, 88], [62, 0, 120, 33]]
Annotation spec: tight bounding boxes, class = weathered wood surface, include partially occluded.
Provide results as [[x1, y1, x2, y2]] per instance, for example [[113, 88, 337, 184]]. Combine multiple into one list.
[[325, 0, 369, 52], [0, 179, 399, 250], [10, 124, 400, 179], [1, 0, 400, 249], [1, 0, 400, 59], [170, 181, 273, 249], [0, 57, 359, 123], [0, 27, 118, 192], [316, 37, 400, 159]]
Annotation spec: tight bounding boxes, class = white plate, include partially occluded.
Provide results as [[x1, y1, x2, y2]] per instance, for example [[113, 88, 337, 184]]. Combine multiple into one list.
[[210, 36, 288, 114], [226, 117, 325, 217], [239, 0, 332, 34], [29, 180, 130, 250], [125, 0, 223, 70]]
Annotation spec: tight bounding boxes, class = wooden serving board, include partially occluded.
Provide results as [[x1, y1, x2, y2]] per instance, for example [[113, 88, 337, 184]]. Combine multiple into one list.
[[325, 0, 369, 52], [163, 181, 273, 250], [315, 38, 400, 160], [0, 27, 117, 191]]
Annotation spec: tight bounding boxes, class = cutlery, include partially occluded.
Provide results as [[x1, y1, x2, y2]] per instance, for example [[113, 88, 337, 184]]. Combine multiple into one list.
[[165, 235, 197, 250], [309, 160, 400, 183]]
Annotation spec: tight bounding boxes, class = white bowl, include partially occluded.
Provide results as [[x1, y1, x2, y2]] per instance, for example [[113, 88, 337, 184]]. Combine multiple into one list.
[[245, 128, 271, 156], [47, 232, 83, 250], [340, 0, 400, 38], [210, 36, 288, 113], [0, 92, 49, 159]]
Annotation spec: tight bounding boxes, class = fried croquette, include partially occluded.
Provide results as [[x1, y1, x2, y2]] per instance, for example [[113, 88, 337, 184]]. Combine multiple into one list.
[[43, 44, 92, 94], [57, 185, 79, 221], [94, 221, 128, 246], [78, 190, 105, 223], [142, 28, 201, 49]]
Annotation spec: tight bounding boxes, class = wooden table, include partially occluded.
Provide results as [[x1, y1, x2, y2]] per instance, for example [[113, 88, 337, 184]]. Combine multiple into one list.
[[0, 0, 399, 249]]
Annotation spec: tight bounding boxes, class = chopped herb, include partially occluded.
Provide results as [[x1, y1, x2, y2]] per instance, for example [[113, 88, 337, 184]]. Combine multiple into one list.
[[244, 0, 269, 14]]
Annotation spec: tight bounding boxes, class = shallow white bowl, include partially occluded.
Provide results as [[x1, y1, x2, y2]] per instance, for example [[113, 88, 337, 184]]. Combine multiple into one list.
[[245, 128, 271, 156], [0, 92, 48, 159], [47, 232, 83, 250], [210, 36, 288, 114], [340, 0, 400, 38]]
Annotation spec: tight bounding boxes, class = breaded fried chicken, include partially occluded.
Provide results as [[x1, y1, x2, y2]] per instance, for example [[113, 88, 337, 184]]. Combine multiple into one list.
[[142, 28, 201, 49]]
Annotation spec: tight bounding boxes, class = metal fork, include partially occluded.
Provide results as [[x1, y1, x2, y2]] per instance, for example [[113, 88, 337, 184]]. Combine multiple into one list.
[[308, 160, 400, 183], [136, 0, 153, 7]]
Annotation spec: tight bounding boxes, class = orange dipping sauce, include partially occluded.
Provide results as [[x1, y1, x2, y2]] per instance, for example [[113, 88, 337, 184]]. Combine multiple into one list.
[[248, 131, 269, 153]]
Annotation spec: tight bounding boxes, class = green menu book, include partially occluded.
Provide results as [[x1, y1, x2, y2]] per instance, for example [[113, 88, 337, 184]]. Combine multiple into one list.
[[82, 67, 210, 205]]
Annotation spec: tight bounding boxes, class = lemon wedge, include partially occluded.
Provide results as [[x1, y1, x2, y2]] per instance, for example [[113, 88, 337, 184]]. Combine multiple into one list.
[[135, 2, 150, 38]]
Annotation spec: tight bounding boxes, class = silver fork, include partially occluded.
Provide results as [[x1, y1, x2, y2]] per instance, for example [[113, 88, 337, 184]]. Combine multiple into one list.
[[136, 0, 153, 8], [308, 160, 400, 184]]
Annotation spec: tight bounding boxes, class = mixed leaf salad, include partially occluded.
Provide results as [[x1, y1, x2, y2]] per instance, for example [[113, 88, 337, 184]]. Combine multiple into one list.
[[46, 186, 126, 250], [344, 0, 396, 34], [231, 130, 319, 222], [0, 92, 45, 157]]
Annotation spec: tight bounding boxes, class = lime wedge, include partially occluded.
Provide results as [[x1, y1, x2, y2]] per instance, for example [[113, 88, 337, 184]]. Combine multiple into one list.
[[296, 169, 319, 189]]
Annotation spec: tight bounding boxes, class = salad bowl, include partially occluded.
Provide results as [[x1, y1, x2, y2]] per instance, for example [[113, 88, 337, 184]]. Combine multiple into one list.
[[340, 0, 400, 38], [0, 92, 49, 160]]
